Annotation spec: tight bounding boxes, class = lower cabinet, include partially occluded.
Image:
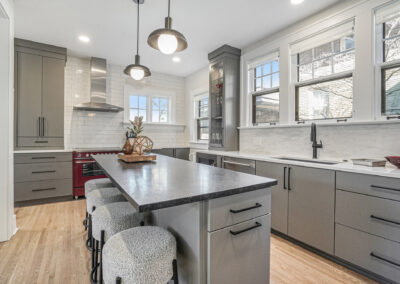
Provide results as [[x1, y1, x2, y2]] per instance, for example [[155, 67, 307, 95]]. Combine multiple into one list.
[[256, 161, 288, 234], [208, 214, 270, 284], [335, 224, 400, 283], [288, 165, 335, 254]]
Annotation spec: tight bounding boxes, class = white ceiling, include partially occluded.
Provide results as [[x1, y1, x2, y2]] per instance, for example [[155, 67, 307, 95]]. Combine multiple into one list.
[[14, 0, 341, 77]]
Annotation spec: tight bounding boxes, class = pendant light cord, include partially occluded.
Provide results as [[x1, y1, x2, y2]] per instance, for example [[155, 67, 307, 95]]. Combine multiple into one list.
[[168, 0, 170, 17], [136, 0, 140, 56]]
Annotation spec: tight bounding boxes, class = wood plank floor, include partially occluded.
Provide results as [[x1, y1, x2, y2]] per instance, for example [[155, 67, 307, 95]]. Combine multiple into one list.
[[0, 200, 376, 284]]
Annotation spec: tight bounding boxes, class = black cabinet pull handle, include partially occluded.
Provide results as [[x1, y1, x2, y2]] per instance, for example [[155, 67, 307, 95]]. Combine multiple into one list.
[[288, 167, 292, 190], [32, 170, 56, 174], [230, 222, 262, 236], [370, 215, 400, 226], [32, 187, 56, 192], [370, 252, 400, 267], [283, 167, 287, 189], [38, 117, 41, 137], [32, 157, 56, 160], [35, 141, 49, 144], [371, 185, 400, 193], [230, 203, 262, 214]]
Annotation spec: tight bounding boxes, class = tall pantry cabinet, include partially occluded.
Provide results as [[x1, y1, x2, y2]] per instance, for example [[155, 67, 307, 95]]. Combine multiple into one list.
[[14, 39, 66, 149]]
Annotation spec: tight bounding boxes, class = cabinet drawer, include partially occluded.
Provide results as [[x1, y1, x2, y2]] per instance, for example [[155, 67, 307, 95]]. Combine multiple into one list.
[[15, 179, 72, 201], [14, 152, 72, 164], [207, 188, 270, 232], [15, 162, 72, 182], [17, 137, 64, 148], [335, 224, 400, 283], [336, 172, 400, 202], [336, 190, 400, 243], [223, 156, 256, 175], [208, 214, 270, 284]]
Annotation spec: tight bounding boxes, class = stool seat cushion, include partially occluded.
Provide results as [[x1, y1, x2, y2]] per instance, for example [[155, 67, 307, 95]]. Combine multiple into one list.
[[85, 178, 114, 195], [103, 226, 176, 284], [86, 188, 126, 214], [92, 202, 143, 241]]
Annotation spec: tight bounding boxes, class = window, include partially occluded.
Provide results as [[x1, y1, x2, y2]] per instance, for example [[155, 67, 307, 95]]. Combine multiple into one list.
[[196, 97, 209, 140], [151, 97, 169, 123], [376, 2, 400, 116], [129, 95, 147, 121], [248, 52, 280, 124], [292, 21, 355, 121]]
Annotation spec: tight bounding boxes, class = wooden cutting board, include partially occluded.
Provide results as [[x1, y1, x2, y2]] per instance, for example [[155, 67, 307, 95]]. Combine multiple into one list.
[[117, 153, 156, 163]]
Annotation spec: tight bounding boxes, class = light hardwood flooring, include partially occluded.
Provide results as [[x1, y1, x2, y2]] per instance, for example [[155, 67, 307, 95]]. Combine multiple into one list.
[[0, 200, 376, 284]]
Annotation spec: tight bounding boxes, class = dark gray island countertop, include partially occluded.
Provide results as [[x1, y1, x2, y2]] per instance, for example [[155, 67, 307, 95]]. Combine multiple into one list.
[[93, 154, 277, 212]]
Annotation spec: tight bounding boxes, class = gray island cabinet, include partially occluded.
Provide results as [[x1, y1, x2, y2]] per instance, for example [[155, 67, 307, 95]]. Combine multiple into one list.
[[93, 154, 277, 284]]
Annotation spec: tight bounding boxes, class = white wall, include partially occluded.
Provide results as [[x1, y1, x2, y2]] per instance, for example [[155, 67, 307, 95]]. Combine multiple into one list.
[[0, 0, 16, 242], [64, 56, 189, 149], [237, 0, 400, 160], [184, 67, 209, 150]]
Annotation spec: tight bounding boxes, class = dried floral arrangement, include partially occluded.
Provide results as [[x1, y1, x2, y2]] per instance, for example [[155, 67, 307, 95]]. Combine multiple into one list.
[[127, 116, 144, 138]]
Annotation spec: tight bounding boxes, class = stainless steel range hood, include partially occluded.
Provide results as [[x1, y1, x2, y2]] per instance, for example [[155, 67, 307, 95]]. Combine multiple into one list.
[[73, 57, 123, 112]]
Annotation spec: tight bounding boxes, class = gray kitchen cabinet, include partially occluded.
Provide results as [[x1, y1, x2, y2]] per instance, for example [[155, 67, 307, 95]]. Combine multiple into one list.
[[42, 56, 65, 138], [288, 166, 335, 254], [14, 38, 66, 149], [256, 161, 289, 234], [208, 214, 270, 284], [174, 148, 190, 161], [208, 45, 241, 151], [16, 52, 42, 138]]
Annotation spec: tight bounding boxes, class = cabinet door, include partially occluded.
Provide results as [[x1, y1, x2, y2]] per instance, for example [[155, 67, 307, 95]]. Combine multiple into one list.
[[42, 56, 64, 138], [256, 161, 288, 234], [16, 52, 42, 138], [288, 166, 335, 254]]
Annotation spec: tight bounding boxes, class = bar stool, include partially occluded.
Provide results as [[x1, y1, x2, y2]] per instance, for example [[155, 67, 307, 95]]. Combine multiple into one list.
[[86, 187, 126, 250], [83, 178, 115, 230], [90, 202, 144, 283], [102, 226, 178, 284]]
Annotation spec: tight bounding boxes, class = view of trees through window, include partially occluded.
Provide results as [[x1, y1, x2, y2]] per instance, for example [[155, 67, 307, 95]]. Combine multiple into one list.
[[296, 32, 354, 121], [382, 15, 400, 115]]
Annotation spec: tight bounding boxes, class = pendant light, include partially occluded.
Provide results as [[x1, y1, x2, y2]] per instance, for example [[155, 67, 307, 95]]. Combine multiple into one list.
[[124, 0, 151, 81], [147, 0, 188, 55]]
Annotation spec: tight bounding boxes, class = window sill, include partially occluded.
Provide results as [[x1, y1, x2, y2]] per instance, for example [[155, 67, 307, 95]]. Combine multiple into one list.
[[122, 122, 186, 132], [189, 140, 208, 145], [238, 119, 400, 130]]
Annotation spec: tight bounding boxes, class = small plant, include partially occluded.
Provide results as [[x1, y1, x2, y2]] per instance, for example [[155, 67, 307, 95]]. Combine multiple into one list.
[[127, 116, 144, 138]]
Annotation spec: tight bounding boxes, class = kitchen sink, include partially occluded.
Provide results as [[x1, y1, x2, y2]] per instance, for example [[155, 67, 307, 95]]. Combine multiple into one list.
[[273, 157, 340, 165]]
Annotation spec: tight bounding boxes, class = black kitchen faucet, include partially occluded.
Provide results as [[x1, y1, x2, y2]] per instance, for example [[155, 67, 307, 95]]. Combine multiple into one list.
[[310, 123, 323, 159]]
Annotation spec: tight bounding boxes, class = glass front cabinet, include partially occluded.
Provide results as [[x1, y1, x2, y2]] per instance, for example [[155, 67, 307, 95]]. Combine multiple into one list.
[[208, 45, 241, 150]]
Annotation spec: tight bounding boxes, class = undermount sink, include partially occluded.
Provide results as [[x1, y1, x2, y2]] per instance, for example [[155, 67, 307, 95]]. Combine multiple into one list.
[[273, 157, 340, 165]]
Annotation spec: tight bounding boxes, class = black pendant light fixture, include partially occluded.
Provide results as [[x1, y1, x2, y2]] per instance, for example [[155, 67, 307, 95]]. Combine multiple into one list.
[[147, 0, 188, 55], [124, 0, 151, 81]]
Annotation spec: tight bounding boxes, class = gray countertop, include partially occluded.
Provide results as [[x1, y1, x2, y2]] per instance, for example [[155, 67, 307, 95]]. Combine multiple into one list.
[[93, 154, 277, 212]]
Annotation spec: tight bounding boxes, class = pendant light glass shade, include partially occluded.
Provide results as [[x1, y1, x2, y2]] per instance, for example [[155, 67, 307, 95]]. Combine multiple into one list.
[[124, 0, 151, 80], [147, 0, 188, 54]]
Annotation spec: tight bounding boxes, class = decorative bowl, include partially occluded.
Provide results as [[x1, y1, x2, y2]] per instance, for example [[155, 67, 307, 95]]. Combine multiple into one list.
[[385, 156, 400, 169]]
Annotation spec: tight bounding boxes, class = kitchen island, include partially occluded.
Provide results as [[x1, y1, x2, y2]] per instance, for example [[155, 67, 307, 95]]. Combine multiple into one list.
[[93, 154, 277, 284]]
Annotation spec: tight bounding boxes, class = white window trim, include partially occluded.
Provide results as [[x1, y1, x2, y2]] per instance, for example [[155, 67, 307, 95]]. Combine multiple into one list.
[[193, 91, 209, 142], [247, 51, 281, 126], [124, 84, 176, 124]]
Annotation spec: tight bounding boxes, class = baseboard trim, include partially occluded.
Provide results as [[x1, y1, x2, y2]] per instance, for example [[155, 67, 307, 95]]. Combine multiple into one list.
[[14, 195, 73, 207], [271, 229, 397, 284]]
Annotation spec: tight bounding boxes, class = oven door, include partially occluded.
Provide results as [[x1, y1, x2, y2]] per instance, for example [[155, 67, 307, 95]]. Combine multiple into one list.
[[73, 160, 107, 188]]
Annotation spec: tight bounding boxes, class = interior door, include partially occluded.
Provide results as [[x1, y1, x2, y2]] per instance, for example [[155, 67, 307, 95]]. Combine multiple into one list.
[[16, 52, 42, 138], [256, 161, 288, 234], [288, 165, 335, 254], [42, 56, 64, 138]]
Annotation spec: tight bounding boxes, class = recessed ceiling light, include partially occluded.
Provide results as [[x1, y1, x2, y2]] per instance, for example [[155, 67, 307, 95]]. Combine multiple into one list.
[[172, 57, 181, 63], [78, 35, 90, 43], [291, 0, 304, 5]]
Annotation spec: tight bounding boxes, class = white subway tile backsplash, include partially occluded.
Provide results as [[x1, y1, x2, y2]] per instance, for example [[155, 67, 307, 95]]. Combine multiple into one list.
[[64, 56, 189, 149]]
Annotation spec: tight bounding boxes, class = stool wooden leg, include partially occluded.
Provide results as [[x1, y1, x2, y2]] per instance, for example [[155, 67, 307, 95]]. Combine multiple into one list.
[[94, 240, 99, 282], [99, 230, 105, 284], [172, 259, 179, 284], [116, 276, 122, 284]]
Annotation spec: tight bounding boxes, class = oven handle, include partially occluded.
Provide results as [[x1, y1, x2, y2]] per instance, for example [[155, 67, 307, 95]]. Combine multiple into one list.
[[75, 160, 97, 164]]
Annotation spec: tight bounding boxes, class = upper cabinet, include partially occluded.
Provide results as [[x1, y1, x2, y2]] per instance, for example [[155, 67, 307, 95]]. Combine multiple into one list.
[[14, 39, 66, 149], [208, 45, 241, 151]]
